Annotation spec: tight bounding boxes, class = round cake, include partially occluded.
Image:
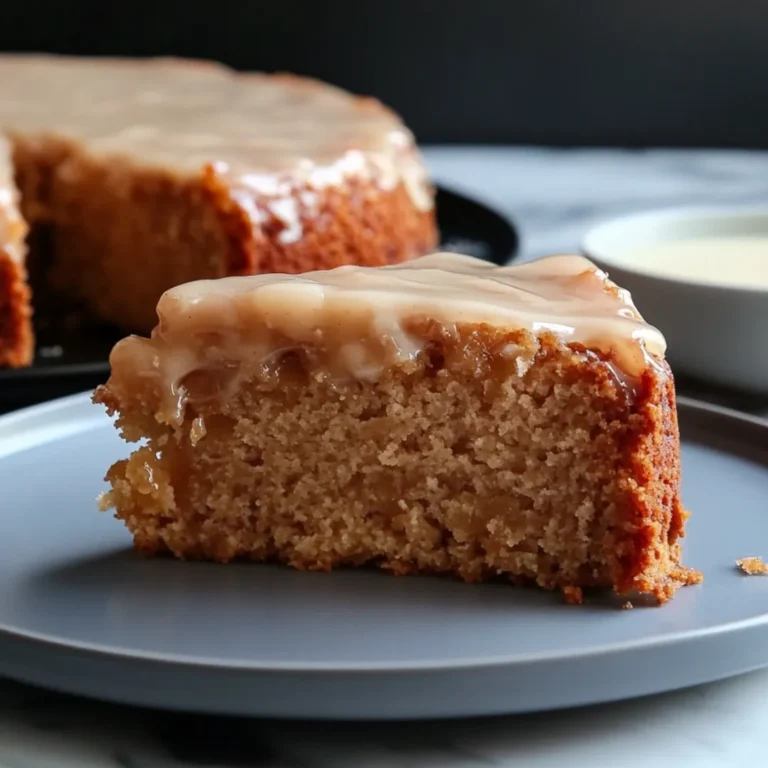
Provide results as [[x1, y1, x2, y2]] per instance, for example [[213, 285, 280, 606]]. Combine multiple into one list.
[[0, 55, 437, 367]]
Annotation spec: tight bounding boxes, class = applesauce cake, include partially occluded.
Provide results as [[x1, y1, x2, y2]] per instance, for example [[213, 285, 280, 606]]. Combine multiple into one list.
[[94, 252, 701, 603], [0, 54, 436, 367]]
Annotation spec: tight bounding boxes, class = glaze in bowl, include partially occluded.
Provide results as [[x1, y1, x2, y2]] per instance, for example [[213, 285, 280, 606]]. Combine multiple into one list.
[[582, 206, 768, 394]]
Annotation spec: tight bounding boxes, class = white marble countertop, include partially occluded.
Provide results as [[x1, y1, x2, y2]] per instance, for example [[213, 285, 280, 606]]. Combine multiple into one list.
[[3, 146, 768, 767], [428, 146, 768, 263]]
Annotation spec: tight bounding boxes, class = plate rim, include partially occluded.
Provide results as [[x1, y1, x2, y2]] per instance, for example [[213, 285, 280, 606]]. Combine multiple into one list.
[[0, 392, 766, 674]]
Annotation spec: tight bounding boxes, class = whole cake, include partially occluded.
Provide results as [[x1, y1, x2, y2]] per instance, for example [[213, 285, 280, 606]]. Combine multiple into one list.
[[94, 252, 701, 603], [0, 55, 436, 367]]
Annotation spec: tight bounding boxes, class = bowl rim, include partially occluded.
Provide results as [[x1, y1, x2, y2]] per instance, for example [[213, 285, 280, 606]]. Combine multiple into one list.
[[581, 203, 768, 296]]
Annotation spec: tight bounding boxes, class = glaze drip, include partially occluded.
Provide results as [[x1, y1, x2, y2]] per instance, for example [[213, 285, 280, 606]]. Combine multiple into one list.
[[106, 252, 666, 426]]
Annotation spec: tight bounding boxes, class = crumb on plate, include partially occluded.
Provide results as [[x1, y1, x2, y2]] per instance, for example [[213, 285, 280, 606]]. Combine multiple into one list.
[[562, 586, 583, 605], [736, 556, 768, 575]]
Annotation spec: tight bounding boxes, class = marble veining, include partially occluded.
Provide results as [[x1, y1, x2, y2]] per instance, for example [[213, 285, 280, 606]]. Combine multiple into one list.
[[2, 146, 768, 766]]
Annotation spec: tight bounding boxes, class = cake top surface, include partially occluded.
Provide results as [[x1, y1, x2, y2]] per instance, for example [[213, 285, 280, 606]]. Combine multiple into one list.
[[106, 253, 666, 423], [0, 55, 429, 207], [157, 251, 665, 370]]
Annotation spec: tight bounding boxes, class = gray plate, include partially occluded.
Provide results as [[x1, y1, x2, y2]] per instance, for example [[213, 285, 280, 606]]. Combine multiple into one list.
[[0, 393, 767, 720]]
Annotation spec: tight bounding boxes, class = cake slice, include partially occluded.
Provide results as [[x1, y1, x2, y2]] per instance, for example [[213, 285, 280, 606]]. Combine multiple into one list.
[[94, 252, 701, 603], [0, 135, 32, 367]]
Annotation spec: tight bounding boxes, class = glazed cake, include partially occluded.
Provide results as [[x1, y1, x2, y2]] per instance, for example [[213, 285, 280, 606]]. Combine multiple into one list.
[[94, 252, 701, 603], [0, 55, 436, 367]]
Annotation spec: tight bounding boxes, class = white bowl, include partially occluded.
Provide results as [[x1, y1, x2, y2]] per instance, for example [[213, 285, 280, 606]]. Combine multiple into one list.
[[582, 206, 768, 394]]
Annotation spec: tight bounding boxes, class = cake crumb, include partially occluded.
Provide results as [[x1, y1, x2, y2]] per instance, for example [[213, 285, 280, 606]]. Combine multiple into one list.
[[189, 416, 207, 446], [736, 556, 768, 575], [562, 586, 583, 605]]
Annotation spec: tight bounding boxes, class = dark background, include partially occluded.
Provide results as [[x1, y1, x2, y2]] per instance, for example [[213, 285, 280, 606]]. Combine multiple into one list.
[[0, 0, 765, 148]]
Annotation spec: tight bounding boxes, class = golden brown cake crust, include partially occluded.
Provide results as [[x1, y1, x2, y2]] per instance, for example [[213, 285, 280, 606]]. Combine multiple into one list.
[[201, 163, 436, 289], [606, 357, 701, 600], [94, 318, 700, 604]]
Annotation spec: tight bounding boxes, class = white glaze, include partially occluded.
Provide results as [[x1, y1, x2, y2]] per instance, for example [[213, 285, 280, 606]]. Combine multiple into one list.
[[621, 237, 768, 288], [104, 252, 667, 426], [162, 251, 666, 363], [0, 54, 433, 242]]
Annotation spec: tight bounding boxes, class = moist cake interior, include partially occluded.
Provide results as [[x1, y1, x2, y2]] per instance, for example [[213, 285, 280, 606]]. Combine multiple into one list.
[[95, 253, 702, 603]]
